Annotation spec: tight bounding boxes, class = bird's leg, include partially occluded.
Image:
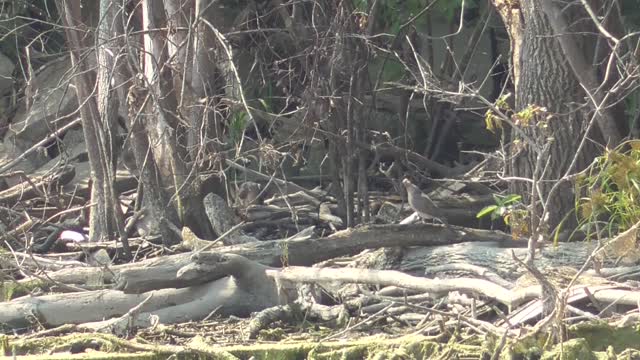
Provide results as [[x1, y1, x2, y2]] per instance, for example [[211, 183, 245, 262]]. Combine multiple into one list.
[[433, 216, 453, 230]]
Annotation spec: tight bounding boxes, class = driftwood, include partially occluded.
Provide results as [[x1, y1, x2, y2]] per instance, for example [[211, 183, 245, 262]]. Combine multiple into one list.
[[11, 223, 509, 293], [1, 254, 296, 330], [114, 224, 513, 293], [404, 241, 611, 281], [16, 224, 630, 294], [5, 250, 640, 333]]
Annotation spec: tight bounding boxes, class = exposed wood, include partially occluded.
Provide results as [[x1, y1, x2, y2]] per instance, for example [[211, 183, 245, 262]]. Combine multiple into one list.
[[113, 224, 514, 293], [5, 247, 640, 332], [1, 255, 295, 329]]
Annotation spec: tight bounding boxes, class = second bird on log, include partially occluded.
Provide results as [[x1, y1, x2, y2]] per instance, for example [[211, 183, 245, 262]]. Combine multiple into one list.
[[237, 181, 262, 207], [402, 178, 449, 227]]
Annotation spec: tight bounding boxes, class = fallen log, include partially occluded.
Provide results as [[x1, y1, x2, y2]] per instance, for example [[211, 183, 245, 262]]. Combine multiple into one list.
[[11, 223, 500, 291], [113, 224, 515, 293], [1, 254, 295, 330], [5, 251, 640, 332]]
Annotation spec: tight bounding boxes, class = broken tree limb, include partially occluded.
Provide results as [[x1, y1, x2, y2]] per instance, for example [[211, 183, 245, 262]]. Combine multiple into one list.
[[265, 266, 640, 311], [113, 224, 516, 293], [267, 266, 519, 308]]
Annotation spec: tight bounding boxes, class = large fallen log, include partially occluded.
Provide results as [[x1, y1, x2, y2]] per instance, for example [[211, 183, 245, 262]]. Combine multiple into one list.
[[12, 223, 513, 292], [115, 224, 517, 293], [1, 254, 296, 330], [4, 247, 640, 332]]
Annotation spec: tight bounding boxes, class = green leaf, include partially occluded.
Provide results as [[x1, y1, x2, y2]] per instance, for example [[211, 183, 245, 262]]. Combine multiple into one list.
[[476, 205, 498, 219], [501, 194, 522, 206], [230, 111, 248, 144]]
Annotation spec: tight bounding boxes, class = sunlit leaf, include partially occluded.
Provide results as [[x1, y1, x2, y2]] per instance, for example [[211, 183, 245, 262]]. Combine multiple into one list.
[[476, 205, 498, 219]]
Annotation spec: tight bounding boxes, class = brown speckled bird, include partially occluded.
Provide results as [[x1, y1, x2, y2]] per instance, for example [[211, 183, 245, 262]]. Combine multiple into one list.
[[402, 178, 449, 226], [237, 181, 262, 207]]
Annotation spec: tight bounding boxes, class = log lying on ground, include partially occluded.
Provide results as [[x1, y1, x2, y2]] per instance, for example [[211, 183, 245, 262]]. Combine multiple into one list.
[[13, 223, 504, 291], [1, 254, 295, 330], [5, 251, 640, 331], [114, 224, 516, 293], [17, 221, 632, 296], [403, 241, 614, 280]]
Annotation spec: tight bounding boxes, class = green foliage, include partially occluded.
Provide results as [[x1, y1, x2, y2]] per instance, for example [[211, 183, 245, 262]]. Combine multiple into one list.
[[477, 194, 522, 221], [484, 93, 512, 133], [514, 104, 548, 128], [477, 193, 528, 238], [575, 141, 640, 238], [229, 111, 248, 144]]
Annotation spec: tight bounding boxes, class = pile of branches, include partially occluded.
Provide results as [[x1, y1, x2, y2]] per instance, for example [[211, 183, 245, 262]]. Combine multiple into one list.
[[2, 169, 640, 358]]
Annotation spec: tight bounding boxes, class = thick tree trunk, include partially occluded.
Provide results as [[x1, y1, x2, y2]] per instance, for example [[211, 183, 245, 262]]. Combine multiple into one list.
[[188, 0, 219, 156], [492, 0, 628, 234], [513, 0, 597, 232]]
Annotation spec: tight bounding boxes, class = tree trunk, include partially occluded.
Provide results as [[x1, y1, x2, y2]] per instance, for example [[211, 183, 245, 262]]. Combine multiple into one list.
[[492, 0, 628, 235], [96, 0, 130, 254], [135, 0, 217, 240], [56, 0, 128, 256]]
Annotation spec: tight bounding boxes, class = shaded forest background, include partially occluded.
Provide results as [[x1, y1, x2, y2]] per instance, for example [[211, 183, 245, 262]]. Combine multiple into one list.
[[3, 1, 640, 358], [0, 0, 639, 257]]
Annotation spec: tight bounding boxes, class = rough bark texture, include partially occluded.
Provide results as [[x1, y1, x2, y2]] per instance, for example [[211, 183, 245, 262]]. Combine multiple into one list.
[[56, 0, 124, 246], [495, 0, 607, 232], [188, 0, 220, 156], [96, 0, 129, 253], [133, 0, 213, 241]]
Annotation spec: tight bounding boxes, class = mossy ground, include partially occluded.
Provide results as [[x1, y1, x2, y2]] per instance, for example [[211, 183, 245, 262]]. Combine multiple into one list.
[[3, 321, 640, 359]]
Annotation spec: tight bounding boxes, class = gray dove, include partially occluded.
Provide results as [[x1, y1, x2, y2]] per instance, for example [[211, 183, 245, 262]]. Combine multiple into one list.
[[402, 178, 449, 226]]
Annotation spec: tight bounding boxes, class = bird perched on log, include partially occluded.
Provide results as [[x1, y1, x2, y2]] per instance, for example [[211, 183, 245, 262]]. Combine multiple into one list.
[[402, 178, 450, 227], [236, 181, 262, 207]]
